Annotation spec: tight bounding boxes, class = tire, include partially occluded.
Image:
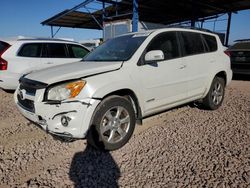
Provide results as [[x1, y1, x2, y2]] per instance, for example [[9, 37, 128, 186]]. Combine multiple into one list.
[[202, 77, 225, 110], [87, 95, 136, 151]]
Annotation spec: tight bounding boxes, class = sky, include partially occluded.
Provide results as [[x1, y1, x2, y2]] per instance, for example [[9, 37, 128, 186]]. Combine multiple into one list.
[[0, 0, 250, 44]]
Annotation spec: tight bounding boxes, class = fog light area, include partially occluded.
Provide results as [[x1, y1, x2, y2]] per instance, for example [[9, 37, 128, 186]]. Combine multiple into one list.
[[61, 116, 71, 127]]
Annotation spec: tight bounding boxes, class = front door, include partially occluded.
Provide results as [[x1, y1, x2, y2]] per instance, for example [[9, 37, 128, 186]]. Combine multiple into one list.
[[132, 32, 188, 115]]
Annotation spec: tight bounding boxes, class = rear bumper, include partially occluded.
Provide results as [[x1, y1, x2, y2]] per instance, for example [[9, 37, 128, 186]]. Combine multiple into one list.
[[232, 68, 250, 75], [231, 62, 250, 75]]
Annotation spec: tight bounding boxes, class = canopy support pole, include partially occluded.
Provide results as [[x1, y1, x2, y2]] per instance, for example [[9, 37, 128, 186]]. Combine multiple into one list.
[[50, 26, 61, 38], [132, 0, 139, 32], [225, 12, 232, 46], [50, 26, 53, 38]]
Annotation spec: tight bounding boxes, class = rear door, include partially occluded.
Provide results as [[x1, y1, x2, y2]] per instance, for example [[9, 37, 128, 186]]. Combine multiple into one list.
[[40, 43, 69, 67], [179, 31, 214, 98]]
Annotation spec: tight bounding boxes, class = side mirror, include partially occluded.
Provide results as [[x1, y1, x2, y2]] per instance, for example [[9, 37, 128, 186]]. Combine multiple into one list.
[[145, 50, 164, 62]]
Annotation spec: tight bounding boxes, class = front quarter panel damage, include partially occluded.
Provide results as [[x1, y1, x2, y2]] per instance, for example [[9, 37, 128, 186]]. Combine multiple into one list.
[[32, 97, 101, 139]]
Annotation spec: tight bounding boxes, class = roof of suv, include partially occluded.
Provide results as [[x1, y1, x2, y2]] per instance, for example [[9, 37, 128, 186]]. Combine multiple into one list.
[[0, 37, 81, 45], [121, 27, 218, 39], [17, 38, 80, 44], [18, 38, 74, 42]]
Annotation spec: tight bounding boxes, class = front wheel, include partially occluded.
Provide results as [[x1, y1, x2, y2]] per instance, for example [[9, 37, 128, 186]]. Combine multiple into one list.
[[87, 95, 136, 151], [202, 77, 225, 110]]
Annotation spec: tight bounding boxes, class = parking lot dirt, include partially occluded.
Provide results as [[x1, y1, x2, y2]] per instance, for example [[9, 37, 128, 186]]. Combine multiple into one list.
[[0, 80, 249, 188]]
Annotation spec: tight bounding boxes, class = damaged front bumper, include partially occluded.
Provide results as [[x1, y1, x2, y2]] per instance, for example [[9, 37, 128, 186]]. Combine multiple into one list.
[[14, 91, 100, 139]]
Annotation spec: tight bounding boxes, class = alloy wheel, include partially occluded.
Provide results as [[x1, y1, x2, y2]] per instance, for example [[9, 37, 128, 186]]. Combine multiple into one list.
[[100, 106, 131, 144]]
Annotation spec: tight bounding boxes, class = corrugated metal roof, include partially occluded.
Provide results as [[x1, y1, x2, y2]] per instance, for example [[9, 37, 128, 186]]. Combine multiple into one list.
[[41, 10, 102, 29], [41, 0, 250, 29]]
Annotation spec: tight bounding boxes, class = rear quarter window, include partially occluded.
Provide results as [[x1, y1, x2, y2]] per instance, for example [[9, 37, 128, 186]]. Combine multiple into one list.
[[180, 32, 205, 56], [202, 34, 218, 52], [67, 44, 89, 58], [0, 41, 10, 53], [18, 43, 42, 57]]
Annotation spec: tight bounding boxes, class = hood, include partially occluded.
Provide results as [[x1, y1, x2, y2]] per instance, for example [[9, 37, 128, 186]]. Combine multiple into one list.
[[25, 61, 123, 84]]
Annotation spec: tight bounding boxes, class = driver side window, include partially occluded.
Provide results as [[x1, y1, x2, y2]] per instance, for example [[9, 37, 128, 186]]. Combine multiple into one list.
[[147, 32, 181, 60]]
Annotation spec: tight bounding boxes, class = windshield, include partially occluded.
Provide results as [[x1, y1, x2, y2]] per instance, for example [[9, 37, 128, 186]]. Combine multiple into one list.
[[84, 34, 147, 61]]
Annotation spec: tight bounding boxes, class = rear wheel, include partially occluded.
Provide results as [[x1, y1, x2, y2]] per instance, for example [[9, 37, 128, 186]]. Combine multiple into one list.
[[87, 95, 136, 151], [202, 77, 225, 110]]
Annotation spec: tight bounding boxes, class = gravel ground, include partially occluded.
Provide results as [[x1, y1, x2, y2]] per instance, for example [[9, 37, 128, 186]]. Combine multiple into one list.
[[0, 80, 249, 188]]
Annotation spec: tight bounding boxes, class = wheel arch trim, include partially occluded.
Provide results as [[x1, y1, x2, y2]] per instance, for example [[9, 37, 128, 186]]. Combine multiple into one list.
[[92, 86, 143, 122]]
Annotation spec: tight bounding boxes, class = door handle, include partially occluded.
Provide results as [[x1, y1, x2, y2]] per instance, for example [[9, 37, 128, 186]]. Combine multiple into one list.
[[46, 62, 53, 64], [179, 65, 186, 69]]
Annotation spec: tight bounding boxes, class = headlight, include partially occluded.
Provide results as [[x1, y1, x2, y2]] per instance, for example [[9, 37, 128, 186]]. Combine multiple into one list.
[[46, 80, 86, 101]]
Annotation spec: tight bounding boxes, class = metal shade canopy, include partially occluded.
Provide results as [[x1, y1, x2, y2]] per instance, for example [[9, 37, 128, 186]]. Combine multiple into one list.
[[42, 10, 103, 30], [41, 0, 250, 29]]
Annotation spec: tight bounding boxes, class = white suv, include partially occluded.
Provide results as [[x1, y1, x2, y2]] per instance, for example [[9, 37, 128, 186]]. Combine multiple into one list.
[[15, 28, 232, 150], [0, 38, 89, 90]]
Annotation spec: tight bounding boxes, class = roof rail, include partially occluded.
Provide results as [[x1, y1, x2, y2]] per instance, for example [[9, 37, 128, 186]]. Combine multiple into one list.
[[167, 25, 214, 33], [18, 37, 76, 42]]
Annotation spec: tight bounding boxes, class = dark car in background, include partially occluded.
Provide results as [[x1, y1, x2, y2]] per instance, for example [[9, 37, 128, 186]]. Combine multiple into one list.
[[228, 39, 250, 75]]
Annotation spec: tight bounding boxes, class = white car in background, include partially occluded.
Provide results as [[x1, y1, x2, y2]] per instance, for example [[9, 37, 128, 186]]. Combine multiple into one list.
[[0, 38, 89, 90], [15, 28, 232, 151]]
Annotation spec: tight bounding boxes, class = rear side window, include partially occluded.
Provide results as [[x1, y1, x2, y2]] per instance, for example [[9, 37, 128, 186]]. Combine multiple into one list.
[[67, 44, 89, 58], [18, 43, 42, 57], [180, 32, 205, 56], [146, 32, 181, 60], [0, 41, 10, 53], [202, 34, 218, 52], [46, 43, 67, 58]]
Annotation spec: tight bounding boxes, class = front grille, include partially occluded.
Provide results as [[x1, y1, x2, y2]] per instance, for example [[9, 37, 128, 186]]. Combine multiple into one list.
[[17, 77, 47, 113], [17, 94, 35, 113], [19, 83, 36, 96], [18, 81, 37, 113]]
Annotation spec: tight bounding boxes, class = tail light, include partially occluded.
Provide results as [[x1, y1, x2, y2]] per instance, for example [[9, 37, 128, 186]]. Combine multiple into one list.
[[0, 58, 8, 70], [0, 45, 10, 70], [224, 50, 231, 57]]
